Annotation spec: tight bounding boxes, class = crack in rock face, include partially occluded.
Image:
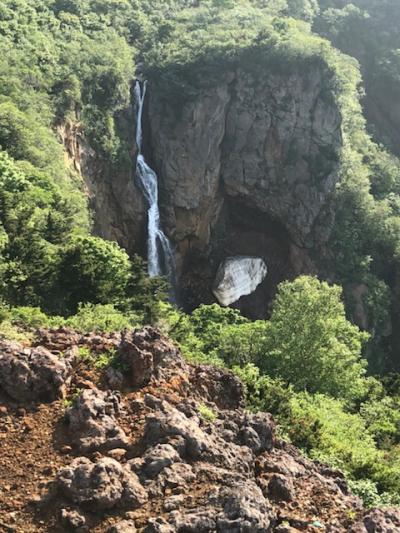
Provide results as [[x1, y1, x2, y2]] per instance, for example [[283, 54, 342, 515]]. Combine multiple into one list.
[[213, 256, 268, 306]]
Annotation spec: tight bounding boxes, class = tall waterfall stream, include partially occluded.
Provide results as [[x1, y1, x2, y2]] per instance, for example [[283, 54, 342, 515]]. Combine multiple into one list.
[[134, 81, 175, 280]]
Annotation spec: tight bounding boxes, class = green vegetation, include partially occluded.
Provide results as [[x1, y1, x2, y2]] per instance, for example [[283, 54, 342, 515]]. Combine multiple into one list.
[[198, 404, 217, 423], [76, 346, 120, 371], [315, 1, 400, 90], [1, 0, 399, 369], [257, 277, 369, 401], [1, 0, 400, 510]]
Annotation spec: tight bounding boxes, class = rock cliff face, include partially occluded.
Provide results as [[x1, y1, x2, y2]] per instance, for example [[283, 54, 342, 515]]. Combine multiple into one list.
[[148, 66, 340, 313], [150, 68, 341, 249], [61, 64, 342, 315], [1, 327, 399, 532], [58, 117, 147, 258]]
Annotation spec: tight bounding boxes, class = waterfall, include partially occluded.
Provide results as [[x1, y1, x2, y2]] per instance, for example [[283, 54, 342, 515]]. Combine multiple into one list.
[[134, 81, 175, 280]]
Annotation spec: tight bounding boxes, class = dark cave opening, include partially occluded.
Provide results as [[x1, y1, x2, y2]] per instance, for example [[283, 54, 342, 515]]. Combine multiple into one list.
[[178, 196, 311, 319]]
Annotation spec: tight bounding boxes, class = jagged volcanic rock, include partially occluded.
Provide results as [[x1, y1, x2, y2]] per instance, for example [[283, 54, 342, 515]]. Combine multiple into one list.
[[350, 507, 400, 532], [66, 388, 129, 453], [0, 327, 398, 532], [108, 519, 137, 532], [118, 327, 188, 388], [57, 457, 147, 512], [0, 340, 71, 402]]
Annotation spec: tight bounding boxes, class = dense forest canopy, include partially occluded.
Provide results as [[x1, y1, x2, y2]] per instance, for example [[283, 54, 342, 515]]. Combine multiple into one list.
[[1, 0, 400, 507]]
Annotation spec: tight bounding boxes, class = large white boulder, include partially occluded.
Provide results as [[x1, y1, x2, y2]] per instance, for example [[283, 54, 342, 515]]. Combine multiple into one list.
[[212, 257, 267, 307]]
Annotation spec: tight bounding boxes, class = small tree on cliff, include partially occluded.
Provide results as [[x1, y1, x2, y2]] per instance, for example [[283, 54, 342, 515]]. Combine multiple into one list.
[[259, 276, 369, 402]]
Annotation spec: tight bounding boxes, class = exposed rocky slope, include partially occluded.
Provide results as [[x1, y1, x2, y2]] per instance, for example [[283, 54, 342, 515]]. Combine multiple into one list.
[[0, 328, 398, 532]]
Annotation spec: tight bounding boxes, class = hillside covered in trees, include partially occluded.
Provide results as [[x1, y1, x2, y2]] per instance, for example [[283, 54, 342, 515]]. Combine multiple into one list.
[[1, 1, 400, 529]]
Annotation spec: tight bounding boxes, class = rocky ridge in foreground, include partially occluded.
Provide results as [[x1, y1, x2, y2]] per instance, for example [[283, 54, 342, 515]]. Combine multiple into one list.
[[0, 327, 399, 532]]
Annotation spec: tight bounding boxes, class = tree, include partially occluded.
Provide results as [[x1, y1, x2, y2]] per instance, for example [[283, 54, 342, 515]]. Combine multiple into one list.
[[123, 254, 169, 325], [57, 236, 132, 314], [286, 0, 319, 21], [258, 276, 369, 401], [190, 303, 248, 354]]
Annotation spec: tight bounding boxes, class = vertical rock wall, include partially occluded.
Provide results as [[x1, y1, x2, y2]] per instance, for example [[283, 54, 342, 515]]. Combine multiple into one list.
[[147, 66, 342, 313]]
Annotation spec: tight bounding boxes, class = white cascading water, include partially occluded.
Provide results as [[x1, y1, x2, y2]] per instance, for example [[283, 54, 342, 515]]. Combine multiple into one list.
[[134, 81, 175, 280]]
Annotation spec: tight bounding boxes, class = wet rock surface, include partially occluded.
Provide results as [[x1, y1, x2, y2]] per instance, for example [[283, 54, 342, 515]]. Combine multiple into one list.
[[0, 327, 397, 532]]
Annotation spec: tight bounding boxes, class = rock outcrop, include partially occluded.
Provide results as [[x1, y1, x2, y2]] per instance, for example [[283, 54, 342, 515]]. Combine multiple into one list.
[[57, 456, 148, 512], [150, 68, 341, 248], [350, 507, 400, 532], [58, 116, 147, 258], [118, 327, 188, 388], [2, 327, 397, 532], [0, 328, 400, 533], [66, 388, 129, 453], [0, 340, 71, 402], [147, 66, 339, 313]]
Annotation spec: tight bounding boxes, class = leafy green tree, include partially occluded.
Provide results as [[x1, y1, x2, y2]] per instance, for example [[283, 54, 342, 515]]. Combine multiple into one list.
[[0, 151, 88, 310], [286, 0, 319, 21], [217, 321, 268, 367], [57, 236, 132, 314], [259, 276, 369, 401], [123, 254, 169, 325], [190, 304, 248, 354]]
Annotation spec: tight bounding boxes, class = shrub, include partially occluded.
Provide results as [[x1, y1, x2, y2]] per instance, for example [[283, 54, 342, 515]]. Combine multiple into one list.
[[285, 393, 381, 477], [65, 303, 140, 333], [198, 404, 217, 423], [8, 306, 61, 329]]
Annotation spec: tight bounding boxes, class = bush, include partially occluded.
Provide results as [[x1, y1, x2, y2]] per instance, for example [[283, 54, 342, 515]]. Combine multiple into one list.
[[8, 306, 61, 329], [198, 404, 217, 423], [360, 396, 400, 448], [233, 363, 293, 417], [348, 478, 400, 508], [57, 236, 132, 315], [65, 303, 140, 333], [285, 393, 380, 477]]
